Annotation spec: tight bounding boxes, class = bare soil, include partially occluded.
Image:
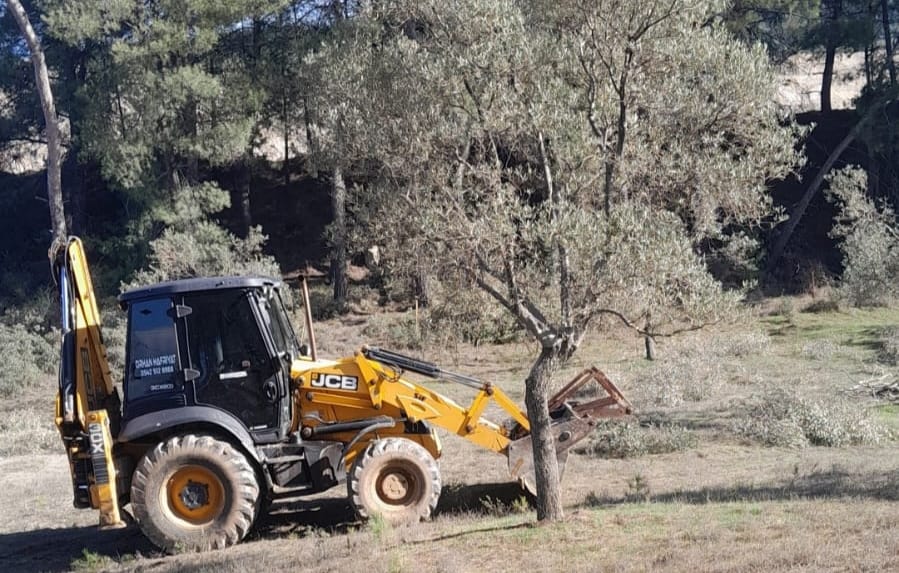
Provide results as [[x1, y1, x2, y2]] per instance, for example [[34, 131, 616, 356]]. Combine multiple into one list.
[[3, 299, 899, 572]]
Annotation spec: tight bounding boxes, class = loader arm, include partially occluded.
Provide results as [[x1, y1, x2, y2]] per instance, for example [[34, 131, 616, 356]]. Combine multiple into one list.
[[51, 237, 124, 527], [292, 345, 632, 492]]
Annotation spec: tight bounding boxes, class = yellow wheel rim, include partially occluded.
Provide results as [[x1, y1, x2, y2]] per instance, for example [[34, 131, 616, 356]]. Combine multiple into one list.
[[166, 465, 225, 525], [375, 463, 420, 507]]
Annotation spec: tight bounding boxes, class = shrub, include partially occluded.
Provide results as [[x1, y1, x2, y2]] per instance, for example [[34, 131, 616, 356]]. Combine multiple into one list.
[[633, 355, 726, 407], [125, 222, 280, 289], [363, 313, 427, 350], [0, 323, 57, 397], [100, 300, 128, 380], [426, 292, 522, 347], [800, 340, 840, 361], [826, 167, 899, 307], [876, 326, 899, 366], [575, 421, 698, 458], [362, 289, 522, 350], [673, 329, 771, 358], [734, 388, 888, 447], [0, 409, 58, 456]]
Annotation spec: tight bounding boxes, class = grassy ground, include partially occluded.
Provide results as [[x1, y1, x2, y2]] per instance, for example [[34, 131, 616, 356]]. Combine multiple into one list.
[[2, 296, 899, 572]]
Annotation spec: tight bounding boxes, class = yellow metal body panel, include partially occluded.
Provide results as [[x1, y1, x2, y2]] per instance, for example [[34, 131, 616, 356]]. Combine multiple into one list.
[[54, 238, 117, 428], [85, 410, 124, 528], [291, 351, 531, 466]]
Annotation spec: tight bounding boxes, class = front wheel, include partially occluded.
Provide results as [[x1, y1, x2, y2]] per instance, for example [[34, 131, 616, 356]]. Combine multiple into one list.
[[348, 438, 441, 525], [130, 434, 259, 552]]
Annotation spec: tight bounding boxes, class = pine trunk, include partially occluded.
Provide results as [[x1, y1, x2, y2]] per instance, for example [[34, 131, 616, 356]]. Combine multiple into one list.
[[821, 46, 836, 112], [881, 0, 896, 86], [9, 0, 66, 244], [240, 153, 253, 237], [524, 346, 564, 521], [820, 0, 842, 112], [331, 166, 348, 310]]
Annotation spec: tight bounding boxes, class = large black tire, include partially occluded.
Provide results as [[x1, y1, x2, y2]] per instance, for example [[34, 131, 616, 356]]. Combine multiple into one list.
[[130, 434, 260, 552], [348, 438, 441, 525]]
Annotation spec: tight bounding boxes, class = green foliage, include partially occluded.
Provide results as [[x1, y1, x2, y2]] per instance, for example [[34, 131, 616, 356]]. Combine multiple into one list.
[[576, 421, 698, 459], [734, 388, 889, 447], [100, 299, 128, 378], [827, 167, 899, 306], [723, 0, 819, 62], [315, 0, 800, 349], [45, 0, 284, 191], [70, 549, 114, 572], [125, 221, 280, 288], [0, 290, 59, 397], [625, 473, 652, 503], [478, 495, 531, 516], [875, 326, 899, 366], [362, 295, 521, 351], [0, 322, 57, 397], [366, 512, 391, 542], [633, 355, 727, 407], [37, 0, 291, 290]]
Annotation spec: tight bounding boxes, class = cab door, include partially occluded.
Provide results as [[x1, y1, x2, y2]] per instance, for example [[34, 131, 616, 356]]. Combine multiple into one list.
[[182, 290, 282, 440]]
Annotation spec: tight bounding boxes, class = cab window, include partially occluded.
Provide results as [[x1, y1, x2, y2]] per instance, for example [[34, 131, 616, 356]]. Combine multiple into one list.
[[126, 298, 180, 400]]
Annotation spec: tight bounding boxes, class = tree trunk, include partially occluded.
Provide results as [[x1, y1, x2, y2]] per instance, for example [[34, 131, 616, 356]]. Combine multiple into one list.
[[413, 265, 430, 308], [767, 108, 872, 271], [240, 153, 253, 237], [524, 346, 564, 521], [881, 0, 896, 86], [644, 335, 656, 360], [821, 45, 836, 112], [9, 0, 66, 244], [331, 165, 348, 310], [821, 0, 843, 112]]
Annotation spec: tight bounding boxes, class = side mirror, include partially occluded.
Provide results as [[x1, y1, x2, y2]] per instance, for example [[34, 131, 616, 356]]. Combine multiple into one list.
[[299, 344, 310, 357]]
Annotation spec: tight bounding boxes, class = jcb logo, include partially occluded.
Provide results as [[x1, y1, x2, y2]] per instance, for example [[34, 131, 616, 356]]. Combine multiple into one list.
[[88, 423, 105, 456], [310, 373, 359, 391]]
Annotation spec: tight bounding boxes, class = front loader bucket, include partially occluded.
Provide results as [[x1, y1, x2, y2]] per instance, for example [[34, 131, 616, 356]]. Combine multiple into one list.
[[506, 367, 632, 494]]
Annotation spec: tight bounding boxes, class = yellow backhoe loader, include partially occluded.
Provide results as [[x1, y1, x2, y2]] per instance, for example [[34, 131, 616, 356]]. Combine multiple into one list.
[[52, 236, 632, 552]]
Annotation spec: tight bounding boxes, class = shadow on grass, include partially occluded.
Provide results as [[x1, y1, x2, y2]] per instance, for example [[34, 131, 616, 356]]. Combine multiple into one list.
[[255, 481, 533, 538], [255, 494, 358, 538], [0, 522, 155, 573], [0, 483, 533, 572], [582, 467, 899, 508], [436, 481, 533, 515]]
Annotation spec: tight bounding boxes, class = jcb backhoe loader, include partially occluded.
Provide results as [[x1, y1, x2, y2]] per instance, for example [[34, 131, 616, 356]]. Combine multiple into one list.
[[52, 236, 632, 552]]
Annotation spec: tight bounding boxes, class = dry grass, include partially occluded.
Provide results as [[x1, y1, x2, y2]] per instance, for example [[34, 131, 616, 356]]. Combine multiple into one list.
[[53, 498, 899, 572], [3, 297, 899, 572]]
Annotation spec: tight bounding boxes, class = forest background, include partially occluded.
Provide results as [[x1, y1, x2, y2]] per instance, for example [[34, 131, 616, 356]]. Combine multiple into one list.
[[4, 1, 899, 510]]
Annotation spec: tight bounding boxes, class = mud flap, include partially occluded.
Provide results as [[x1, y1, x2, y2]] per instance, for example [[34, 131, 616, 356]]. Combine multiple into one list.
[[506, 414, 596, 495]]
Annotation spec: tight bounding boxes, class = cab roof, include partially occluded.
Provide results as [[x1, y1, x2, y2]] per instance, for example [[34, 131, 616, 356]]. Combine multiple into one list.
[[118, 276, 281, 304]]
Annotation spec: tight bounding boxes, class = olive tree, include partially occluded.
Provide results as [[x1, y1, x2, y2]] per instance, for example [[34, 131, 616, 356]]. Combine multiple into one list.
[[316, 0, 800, 521]]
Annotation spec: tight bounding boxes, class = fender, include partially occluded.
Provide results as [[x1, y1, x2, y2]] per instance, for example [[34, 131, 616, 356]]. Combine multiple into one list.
[[117, 406, 261, 463]]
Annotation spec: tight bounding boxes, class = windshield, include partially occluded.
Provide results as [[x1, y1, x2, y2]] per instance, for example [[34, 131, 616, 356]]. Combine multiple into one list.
[[258, 288, 300, 358]]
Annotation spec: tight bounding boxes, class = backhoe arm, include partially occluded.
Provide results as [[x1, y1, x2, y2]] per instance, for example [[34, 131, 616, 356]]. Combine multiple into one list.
[[51, 237, 124, 527]]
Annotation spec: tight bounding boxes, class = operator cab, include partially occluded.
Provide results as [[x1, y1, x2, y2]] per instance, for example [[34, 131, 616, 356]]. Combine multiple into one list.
[[118, 277, 300, 443]]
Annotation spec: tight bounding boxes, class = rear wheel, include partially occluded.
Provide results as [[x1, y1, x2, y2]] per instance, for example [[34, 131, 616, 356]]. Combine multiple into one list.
[[348, 438, 441, 524], [130, 434, 259, 552]]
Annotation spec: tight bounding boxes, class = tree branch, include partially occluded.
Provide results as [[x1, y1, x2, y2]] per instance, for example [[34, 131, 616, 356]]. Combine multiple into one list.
[[592, 307, 716, 338]]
